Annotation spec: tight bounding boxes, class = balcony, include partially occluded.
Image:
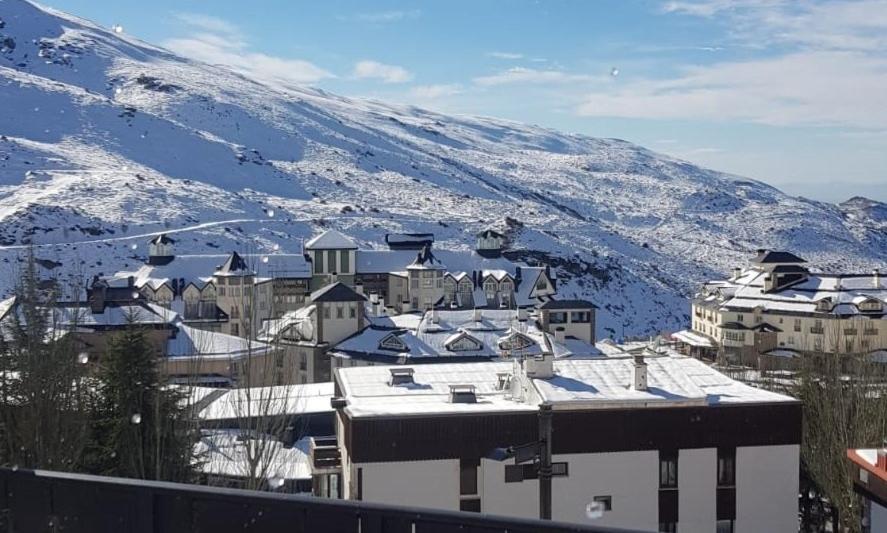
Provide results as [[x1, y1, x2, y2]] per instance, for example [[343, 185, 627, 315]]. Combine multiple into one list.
[[310, 435, 341, 472], [0, 467, 644, 533], [810, 327, 824, 334]]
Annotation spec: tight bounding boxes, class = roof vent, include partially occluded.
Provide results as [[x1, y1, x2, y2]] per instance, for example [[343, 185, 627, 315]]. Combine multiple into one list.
[[632, 355, 648, 391], [388, 367, 415, 386], [496, 372, 512, 391], [449, 384, 477, 404]]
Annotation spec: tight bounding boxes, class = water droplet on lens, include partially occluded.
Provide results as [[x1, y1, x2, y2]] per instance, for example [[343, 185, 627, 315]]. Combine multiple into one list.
[[131, 413, 141, 424], [130, 243, 137, 250], [113, 24, 123, 34], [77, 352, 89, 364], [267, 209, 275, 218], [272, 243, 280, 251], [610, 67, 619, 77], [268, 475, 284, 489], [261, 256, 269, 263]]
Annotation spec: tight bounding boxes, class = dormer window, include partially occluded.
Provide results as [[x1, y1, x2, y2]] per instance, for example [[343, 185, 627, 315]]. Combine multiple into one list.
[[498, 331, 534, 352], [858, 298, 883, 313], [445, 330, 483, 352], [816, 298, 833, 312], [379, 333, 408, 352]]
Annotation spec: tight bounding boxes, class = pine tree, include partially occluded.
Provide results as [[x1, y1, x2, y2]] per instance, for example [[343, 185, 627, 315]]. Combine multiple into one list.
[[92, 317, 193, 481]]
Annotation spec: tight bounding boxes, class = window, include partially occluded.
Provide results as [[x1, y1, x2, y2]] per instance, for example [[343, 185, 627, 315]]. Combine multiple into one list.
[[736, 314, 744, 323], [593, 495, 612, 511], [231, 323, 239, 336], [717, 449, 735, 487], [323, 306, 331, 319], [794, 318, 801, 332], [549, 312, 568, 324], [814, 337, 823, 351], [716, 519, 734, 533], [659, 452, 678, 489], [327, 251, 337, 274], [811, 319, 824, 334], [459, 458, 478, 495], [336, 305, 344, 319], [536, 279, 547, 291], [460, 499, 481, 512], [349, 305, 356, 319], [340, 251, 350, 274], [659, 522, 676, 533], [571, 311, 590, 323]]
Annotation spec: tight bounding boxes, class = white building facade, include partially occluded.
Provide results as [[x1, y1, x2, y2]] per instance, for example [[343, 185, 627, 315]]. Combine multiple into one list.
[[332, 356, 801, 532]]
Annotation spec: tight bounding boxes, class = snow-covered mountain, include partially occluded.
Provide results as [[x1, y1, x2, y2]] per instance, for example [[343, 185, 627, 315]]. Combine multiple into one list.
[[1, 0, 884, 338]]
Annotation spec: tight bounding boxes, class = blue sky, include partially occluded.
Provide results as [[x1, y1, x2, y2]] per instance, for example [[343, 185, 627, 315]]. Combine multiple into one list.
[[43, 0, 887, 203]]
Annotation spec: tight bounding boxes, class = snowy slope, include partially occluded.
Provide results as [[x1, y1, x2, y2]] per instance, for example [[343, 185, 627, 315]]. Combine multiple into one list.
[[1, 0, 885, 338]]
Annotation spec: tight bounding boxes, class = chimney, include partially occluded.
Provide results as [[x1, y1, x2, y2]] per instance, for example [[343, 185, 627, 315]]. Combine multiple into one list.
[[877, 449, 887, 471], [732, 267, 741, 280], [515, 266, 522, 283], [633, 355, 648, 391], [355, 284, 364, 295], [756, 248, 766, 255], [554, 327, 565, 345], [875, 268, 881, 288], [432, 308, 440, 324], [517, 307, 527, 321], [89, 284, 107, 314], [402, 300, 411, 313], [474, 308, 482, 322], [330, 272, 338, 284], [472, 270, 478, 288], [525, 353, 554, 379]]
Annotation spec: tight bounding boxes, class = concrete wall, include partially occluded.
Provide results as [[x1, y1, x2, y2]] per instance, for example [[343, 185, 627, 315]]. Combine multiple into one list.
[[356, 459, 460, 511], [736, 444, 799, 533], [679, 448, 717, 533]]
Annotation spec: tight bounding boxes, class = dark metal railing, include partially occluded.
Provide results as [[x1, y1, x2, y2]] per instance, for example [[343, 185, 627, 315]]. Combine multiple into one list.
[[0, 467, 649, 533]]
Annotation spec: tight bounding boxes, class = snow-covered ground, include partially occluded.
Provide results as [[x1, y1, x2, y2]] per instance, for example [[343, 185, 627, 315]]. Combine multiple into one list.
[[1, 0, 885, 338]]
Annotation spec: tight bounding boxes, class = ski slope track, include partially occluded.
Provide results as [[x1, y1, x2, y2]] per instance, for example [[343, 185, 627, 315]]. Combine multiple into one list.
[[1, 0, 885, 338]]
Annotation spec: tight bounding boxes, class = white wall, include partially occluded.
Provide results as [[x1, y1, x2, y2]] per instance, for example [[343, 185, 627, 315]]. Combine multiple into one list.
[[480, 458, 539, 520], [550, 451, 660, 531], [679, 448, 717, 533], [736, 444, 799, 533], [357, 459, 460, 511]]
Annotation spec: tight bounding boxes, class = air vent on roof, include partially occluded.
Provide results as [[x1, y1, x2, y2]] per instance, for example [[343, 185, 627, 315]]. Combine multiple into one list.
[[449, 384, 477, 404], [388, 367, 415, 386]]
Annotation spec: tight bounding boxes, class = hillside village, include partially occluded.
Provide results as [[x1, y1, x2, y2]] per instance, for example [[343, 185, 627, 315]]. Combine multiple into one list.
[[2, 221, 885, 532]]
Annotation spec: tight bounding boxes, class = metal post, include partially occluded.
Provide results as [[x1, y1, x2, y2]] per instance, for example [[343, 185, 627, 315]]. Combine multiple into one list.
[[538, 403, 553, 520]]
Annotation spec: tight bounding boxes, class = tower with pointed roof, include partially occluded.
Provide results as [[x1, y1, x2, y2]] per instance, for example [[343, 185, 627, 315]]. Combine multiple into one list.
[[305, 229, 358, 291]]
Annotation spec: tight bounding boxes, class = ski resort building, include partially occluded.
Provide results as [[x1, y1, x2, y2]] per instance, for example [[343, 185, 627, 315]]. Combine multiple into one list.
[[84, 227, 595, 385], [684, 250, 887, 364], [330, 354, 801, 532]]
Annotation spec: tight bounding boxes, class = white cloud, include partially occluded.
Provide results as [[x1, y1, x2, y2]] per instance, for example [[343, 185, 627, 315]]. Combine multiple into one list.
[[576, 50, 887, 129], [164, 13, 332, 86], [575, 1, 887, 129], [474, 67, 598, 87], [408, 84, 464, 99], [354, 10, 421, 23], [352, 60, 413, 83], [487, 51, 524, 60]]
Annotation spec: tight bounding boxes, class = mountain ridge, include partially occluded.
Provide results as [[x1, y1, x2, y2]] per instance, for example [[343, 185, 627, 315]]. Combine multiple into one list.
[[1, 0, 884, 337]]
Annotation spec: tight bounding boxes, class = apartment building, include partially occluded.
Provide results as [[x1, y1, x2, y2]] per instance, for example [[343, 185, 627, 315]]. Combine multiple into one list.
[[331, 354, 801, 532], [685, 249, 886, 364]]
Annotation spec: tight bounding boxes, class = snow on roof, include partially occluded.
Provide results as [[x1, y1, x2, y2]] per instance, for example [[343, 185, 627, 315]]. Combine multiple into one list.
[[337, 355, 797, 418], [0, 297, 15, 321], [166, 324, 272, 359], [258, 305, 315, 342], [671, 329, 714, 348], [305, 229, 357, 250], [311, 282, 367, 303], [197, 382, 334, 421], [701, 268, 887, 316], [847, 448, 887, 482], [356, 250, 419, 273], [194, 430, 313, 482], [337, 361, 539, 418], [112, 254, 309, 290], [53, 303, 170, 327]]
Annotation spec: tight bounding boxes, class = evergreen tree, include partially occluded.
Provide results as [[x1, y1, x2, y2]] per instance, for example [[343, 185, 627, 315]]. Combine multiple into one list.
[[92, 318, 193, 481]]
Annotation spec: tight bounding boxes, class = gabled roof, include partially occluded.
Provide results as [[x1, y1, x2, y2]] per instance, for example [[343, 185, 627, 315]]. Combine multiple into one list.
[[477, 228, 504, 239], [215, 251, 253, 276], [311, 282, 367, 303], [149, 233, 175, 246], [539, 299, 597, 310], [305, 230, 357, 250], [407, 245, 446, 270], [752, 250, 807, 264]]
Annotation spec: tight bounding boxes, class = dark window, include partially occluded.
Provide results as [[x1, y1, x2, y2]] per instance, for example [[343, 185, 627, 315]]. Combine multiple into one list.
[[549, 311, 568, 324], [356, 467, 363, 501], [716, 519, 734, 533], [593, 495, 612, 511], [460, 498, 481, 512], [718, 449, 735, 487], [460, 458, 478, 495], [659, 522, 677, 533], [660, 452, 678, 489]]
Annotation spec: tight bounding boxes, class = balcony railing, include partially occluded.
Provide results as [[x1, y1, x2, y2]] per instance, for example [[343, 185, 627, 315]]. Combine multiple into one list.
[[810, 327, 824, 334], [0, 467, 647, 533]]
